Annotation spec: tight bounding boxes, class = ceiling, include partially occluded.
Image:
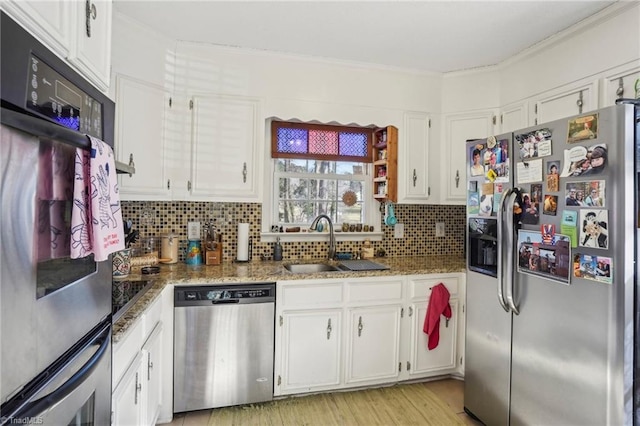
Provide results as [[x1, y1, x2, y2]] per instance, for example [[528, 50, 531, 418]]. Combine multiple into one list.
[[113, 1, 616, 74]]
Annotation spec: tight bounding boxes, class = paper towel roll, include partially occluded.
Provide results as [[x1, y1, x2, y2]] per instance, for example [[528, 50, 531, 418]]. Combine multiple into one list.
[[237, 223, 249, 261]]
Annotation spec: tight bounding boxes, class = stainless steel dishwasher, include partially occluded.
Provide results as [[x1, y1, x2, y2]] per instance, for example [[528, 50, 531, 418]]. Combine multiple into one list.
[[173, 283, 276, 412]]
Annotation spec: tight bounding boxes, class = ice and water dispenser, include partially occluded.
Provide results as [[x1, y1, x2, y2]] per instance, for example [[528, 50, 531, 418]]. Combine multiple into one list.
[[468, 218, 498, 277]]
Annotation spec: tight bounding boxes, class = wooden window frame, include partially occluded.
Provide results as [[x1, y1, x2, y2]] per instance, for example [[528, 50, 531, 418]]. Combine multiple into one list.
[[271, 121, 373, 163]]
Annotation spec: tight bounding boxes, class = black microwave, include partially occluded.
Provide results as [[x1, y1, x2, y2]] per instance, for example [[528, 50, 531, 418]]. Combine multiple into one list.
[[1, 12, 115, 147]]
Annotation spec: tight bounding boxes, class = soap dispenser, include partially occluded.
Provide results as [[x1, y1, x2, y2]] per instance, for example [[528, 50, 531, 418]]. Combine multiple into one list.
[[273, 237, 283, 261]]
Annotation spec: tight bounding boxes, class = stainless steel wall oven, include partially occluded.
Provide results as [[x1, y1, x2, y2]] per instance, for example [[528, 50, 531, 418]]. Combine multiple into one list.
[[1, 12, 115, 426]]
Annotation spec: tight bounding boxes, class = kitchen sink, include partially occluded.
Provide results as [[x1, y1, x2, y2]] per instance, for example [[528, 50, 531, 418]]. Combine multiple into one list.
[[283, 263, 344, 273]]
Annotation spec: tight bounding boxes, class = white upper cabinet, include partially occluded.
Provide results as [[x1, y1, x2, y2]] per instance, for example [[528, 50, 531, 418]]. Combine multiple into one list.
[[442, 110, 497, 204], [530, 80, 599, 125], [601, 64, 640, 106], [1, 1, 71, 58], [68, 0, 112, 92], [115, 75, 171, 200], [398, 112, 431, 203], [3, 0, 112, 92], [499, 101, 529, 133], [187, 94, 262, 202]]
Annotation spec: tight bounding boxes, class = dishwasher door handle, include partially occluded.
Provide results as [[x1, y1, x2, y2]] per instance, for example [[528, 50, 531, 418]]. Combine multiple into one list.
[[211, 300, 240, 304]]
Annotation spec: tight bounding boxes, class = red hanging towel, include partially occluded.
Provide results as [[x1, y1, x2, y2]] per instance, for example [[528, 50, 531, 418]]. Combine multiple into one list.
[[423, 283, 452, 350]]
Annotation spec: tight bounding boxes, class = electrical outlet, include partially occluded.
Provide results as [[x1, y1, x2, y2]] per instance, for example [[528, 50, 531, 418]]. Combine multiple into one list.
[[435, 222, 445, 237], [394, 223, 404, 238]]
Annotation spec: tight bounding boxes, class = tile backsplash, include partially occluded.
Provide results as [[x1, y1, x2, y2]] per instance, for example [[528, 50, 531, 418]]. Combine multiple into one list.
[[121, 201, 465, 262]]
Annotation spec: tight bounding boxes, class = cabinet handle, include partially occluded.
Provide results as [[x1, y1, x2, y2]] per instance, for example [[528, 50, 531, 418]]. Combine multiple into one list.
[[412, 169, 417, 187], [187, 180, 192, 191], [357, 316, 363, 337], [242, 162, 247, 183], [127, 153, 135, 177], [134, 372, 141, 405], [148, 353, 153, 381], [455, 170, 460, 188], [167, 179, 171, 190], [445, 317, 450, 328], [326, 318, 332, 340], [85, 0, 97, 37], [577, 91, 584, 114], [616, 77, 624, 97], [409, 306, 413, 317]]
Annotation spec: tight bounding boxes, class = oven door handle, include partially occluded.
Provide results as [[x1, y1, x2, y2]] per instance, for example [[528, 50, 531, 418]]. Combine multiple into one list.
[[15, 323, 111, 421]]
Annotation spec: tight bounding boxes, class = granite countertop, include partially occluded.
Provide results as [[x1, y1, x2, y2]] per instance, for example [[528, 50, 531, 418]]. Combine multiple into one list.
[[112, 256, 465, 343]]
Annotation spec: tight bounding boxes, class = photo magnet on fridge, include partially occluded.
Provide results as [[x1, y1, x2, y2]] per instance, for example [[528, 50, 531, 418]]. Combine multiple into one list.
[[560, 144, 607, 177], [517, 230, 571, 285], [543, 195, 558, 216], [573, 253, 612, 284], [567, 113, 598, 143], [579, 209, 608, 249], [546, 160, 560, 192], [560, 210, 578, 248], [515, 128, 552, 159]]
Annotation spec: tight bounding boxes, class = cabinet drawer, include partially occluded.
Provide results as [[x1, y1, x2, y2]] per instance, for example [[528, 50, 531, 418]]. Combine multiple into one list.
[[346, 279, 403, 304], [278, 281, 343, 308], [112, 317, 144, 389], [143, 295, 162, 336], [409, 276, 459, 299]]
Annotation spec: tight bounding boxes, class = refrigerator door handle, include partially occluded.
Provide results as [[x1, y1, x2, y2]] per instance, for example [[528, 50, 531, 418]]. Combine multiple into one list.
[[496, 188, 513, 313], [504, 188, 521, 315]]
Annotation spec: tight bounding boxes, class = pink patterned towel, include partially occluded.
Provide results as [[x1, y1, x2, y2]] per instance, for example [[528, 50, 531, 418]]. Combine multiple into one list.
[[71, 136, 124, 261]]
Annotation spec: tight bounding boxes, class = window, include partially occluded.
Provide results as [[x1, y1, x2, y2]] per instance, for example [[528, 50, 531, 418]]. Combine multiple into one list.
[[266, 120, 380, 235]]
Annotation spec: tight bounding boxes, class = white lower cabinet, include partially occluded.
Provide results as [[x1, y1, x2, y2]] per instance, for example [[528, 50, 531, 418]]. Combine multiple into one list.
[[112, 290, 168, 426], [345, 305, 402, 385], [275, 273, 465, 397], [278, 309, 342, 394]]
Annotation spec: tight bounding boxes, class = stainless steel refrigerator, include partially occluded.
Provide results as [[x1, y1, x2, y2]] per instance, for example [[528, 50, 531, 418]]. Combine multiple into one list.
[[464, 101, 638, 425]]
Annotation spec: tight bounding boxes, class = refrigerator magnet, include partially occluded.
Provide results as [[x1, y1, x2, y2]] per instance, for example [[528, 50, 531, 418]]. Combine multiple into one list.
[[560, 210, 578, 248], [543, 195, 558, 215], [579, 209, 609, 249], [546, 160, 560, 192], [515, 128, 552, 159], [516, 159, 543, 184], [560, 144, 607, 177], [573, 253, 612, 284], [517, 229, 571, 285], [567, 114, 598, 143]]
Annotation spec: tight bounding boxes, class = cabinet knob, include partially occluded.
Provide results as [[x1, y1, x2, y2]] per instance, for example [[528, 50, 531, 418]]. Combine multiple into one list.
[[134, 372, 141, 405], [412, 169, 417, 187], [455, 170, 460, 188], [242, 162, 247, 183], [616, 77, 625, 97], [357, 316, 364, 337], [326, 318, 332, 340]]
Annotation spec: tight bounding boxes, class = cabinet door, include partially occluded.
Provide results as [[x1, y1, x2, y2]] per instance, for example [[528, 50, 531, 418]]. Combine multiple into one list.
[[407, 299, 458, 377], [190, 94, 262, 201], [68, 0, 112, 91], [345, 305, 401, 385], [443, 111, 496, 203], [115, 75, 171, 200], [2, 1, 71, 58], [500, 101, 529, 133], [602, 66, 640, 106], [112, 352, 144, 426], [278, 310, 341, 394], [532, 80, 598, 125], [400, 112, 431, 203], [142, 322, 163, 426]]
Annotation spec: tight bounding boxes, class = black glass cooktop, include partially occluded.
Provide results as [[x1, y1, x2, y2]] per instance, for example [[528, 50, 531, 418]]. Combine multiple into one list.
[[112, 280, 152, 321]]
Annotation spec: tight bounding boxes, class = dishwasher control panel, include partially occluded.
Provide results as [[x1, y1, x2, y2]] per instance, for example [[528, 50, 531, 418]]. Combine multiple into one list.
[[175, 283, 275, 306]]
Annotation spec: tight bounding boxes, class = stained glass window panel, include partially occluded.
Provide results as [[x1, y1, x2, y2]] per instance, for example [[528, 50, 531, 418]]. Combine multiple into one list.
[[309, 130, 338, 155], [340, 132, 368, 157], [277, 128, 308, 154]]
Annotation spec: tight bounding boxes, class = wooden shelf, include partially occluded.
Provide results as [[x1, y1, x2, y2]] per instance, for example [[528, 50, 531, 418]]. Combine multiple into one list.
[[372, 126, 398, 202]]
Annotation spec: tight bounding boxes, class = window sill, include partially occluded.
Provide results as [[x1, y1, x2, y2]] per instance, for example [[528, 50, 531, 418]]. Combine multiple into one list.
[[260, 231, 383, 243]]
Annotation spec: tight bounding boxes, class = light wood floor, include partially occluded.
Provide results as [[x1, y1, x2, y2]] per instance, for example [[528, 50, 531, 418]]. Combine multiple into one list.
[[162, 379, 481, 426]]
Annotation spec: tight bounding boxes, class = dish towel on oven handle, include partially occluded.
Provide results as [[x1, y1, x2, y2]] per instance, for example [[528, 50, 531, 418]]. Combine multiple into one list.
[[70, 135, 125, 261], [423, 283, 452, 350]]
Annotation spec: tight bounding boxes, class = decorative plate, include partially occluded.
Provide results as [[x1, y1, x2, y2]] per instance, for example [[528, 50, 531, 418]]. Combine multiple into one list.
[[342, 190, 357, 206]]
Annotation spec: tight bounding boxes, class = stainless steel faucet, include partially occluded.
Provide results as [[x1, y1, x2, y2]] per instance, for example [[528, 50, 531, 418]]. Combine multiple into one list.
[[310, 214, 336, 260]]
